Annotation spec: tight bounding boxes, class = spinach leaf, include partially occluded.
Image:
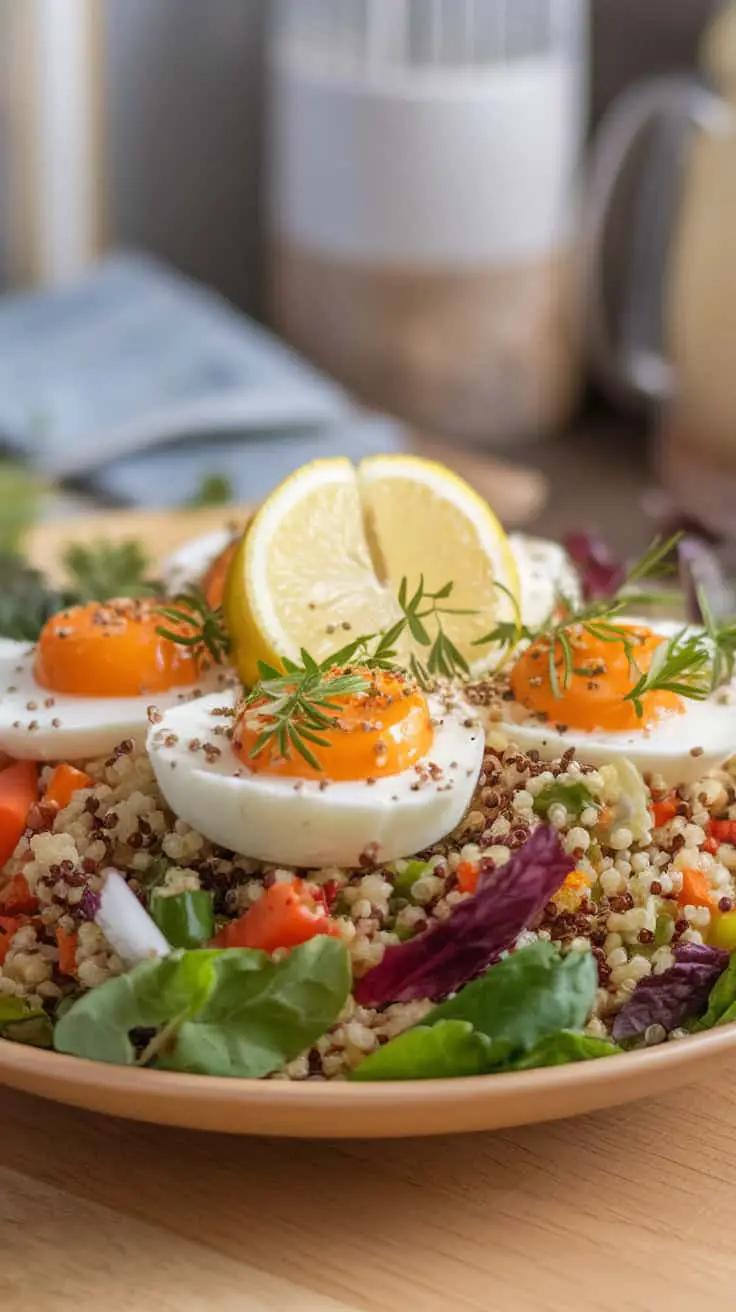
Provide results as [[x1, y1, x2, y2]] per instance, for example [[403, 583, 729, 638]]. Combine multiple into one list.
[[509, 1030, 621, 1069], [425, 940, 597, 1067], [164, 937, 350, 1077], [54, 951, 219, 1065], [350, 1021, 493, 1082], [0, 996, 53, 1048], [533, 780, 597, 821], [695, 951, 736, 1031], [54, 938, 350, 1077], [350, 943, 600, 1081]]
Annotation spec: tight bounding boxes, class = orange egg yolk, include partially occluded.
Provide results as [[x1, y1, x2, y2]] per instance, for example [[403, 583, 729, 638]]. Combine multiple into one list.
[[201, 537, 240, 609], [234, 668, 434, 781], [34, 600, 202, 697], [510, 625, 684, 733]]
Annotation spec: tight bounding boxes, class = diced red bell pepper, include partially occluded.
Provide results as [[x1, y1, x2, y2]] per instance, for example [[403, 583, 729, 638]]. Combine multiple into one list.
[[213, 878, 341, 954]]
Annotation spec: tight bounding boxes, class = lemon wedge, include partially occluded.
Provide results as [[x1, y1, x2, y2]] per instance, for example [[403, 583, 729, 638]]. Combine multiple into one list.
[[225, 454, 519, 686]]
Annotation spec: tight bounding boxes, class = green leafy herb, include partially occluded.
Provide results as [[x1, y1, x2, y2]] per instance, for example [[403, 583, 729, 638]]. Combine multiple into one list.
[[0, 463, 43, 554], [0, 996, 53, 1048], [139, 856, 172, 892], [156, 587, 230, 668], [624, 628, 712, 717], [149, 889, 215, 949], [697, 585, 736, 691], [350, 941, 599, 1081], [532, 780, 598, 821], [0, 555, 65, 641], [396, 575, 478, 686], [185, 473, 234, 509], [63, 539, 160, 602], [509, 1030, 621, 1070], [54, 938, 350, 1077]]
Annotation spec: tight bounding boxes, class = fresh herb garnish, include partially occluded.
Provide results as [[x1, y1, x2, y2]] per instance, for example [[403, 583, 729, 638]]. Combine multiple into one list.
[[63, 539, 160, 602], [156, 587, 230, 668], [244, 645, 384, 773], [0, 462, 43, 554], [0, 555, 65, 641], [240, 574, 481, 771], [397, 576, 478, 685], [185, 473, 234, 509], [624, 627, 712, 716]]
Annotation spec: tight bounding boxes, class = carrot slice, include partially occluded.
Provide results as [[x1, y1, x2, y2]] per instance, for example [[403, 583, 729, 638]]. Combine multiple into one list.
[[0, 761, 38, 868], [678, 866, 716, 910], [0, 871, 39, 915], [56, 925, 78, 976], [45, 763, 93, 812], [456, 861, 479, 894], [214, 880, 340, 954]]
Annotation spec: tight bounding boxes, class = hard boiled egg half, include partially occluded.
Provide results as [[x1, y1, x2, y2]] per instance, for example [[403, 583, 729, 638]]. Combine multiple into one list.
[[484, 618, 733, 786], [147, 668, 485, 867], [0, 598, 232, 761]]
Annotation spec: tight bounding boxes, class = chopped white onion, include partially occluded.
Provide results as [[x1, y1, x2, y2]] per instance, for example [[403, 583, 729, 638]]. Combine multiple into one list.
[[96, 870, 170, 967]]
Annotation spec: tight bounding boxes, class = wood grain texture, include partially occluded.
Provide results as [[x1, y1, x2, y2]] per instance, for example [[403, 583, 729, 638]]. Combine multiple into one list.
[[2, 1070, 736, 1312]]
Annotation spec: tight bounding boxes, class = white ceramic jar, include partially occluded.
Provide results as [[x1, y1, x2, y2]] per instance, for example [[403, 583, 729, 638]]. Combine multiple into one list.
[[267, 0, 588, 445]]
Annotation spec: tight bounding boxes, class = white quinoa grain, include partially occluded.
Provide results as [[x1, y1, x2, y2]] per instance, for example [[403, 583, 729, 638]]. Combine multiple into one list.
[[609, 827, 633, 851]]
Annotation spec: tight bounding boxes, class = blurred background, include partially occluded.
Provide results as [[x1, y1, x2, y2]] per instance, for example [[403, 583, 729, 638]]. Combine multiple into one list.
[[0, 0, 733, 550]]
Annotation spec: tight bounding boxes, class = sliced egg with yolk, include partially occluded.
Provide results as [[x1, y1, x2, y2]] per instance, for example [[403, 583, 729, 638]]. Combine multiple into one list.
[[0, 598, 233, 761], [147, 669, 485, 867], [484, 619, 733, 786]]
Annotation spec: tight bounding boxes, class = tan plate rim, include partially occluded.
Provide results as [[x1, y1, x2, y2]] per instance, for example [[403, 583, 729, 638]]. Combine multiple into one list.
[[1, 1022, 735, 1137]]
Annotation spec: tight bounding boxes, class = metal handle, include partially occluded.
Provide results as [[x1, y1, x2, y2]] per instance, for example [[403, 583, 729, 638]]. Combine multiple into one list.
[[582, 76, 719, 408]]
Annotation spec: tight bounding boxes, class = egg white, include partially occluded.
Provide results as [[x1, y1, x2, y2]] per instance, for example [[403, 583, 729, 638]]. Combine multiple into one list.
[[508, 534, 581, 629], [486, 620, 736, 787], [0, 640, 234, 761], [147, 689, 485, 868], [162, 529, 234, 596]]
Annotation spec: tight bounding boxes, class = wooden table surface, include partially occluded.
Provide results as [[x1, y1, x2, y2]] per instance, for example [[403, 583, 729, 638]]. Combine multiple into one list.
[[8, 445, 734, 1311], [3, 1064, 736, 1312]]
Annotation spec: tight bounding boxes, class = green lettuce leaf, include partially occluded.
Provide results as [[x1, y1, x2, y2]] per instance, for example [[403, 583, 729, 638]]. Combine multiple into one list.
[[55, 938, 350, 1077], [533, 780, 597, 820], [350, 942, 600, 1081], [509, 1030, 621, 1069], [350, 1021, 493, 1081], [424, 940, 598, 1068], [0, 996, 53, 1048]]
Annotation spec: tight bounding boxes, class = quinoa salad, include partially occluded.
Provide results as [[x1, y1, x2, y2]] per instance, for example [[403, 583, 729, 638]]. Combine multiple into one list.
[[2, 456, 736, 1084]]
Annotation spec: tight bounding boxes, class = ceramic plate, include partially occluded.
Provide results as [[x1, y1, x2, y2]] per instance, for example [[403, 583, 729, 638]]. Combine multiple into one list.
[[7, 509, 732, 1137], [1, 1026, 735, 1136]]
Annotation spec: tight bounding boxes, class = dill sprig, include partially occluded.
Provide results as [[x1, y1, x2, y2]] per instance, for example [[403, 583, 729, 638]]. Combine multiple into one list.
[[398, 576, 477, 685], [520, 534, 682, 699], [243, 635, 402, 772], [624, 628, 712, 716], [697, 585, 736, 691], [156, 588, 230, 668], [241, 575, 478, 769]]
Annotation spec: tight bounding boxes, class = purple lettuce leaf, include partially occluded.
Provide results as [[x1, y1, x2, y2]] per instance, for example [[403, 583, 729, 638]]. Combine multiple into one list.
[[563, 532, 626, 602], [611, 943, 729, 1042], [354, 827, 574, 1007]]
